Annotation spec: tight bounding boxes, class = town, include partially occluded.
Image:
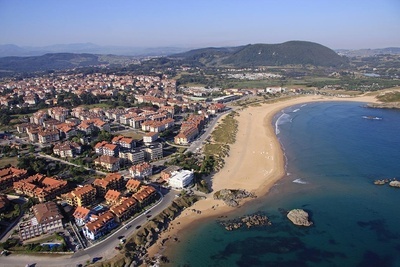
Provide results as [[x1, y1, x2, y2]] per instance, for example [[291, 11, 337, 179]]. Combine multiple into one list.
[[0, 51, 399, 266]]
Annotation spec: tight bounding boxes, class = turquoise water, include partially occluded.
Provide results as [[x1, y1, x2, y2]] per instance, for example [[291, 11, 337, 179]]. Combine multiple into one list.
[[167, 102, 400, 267]]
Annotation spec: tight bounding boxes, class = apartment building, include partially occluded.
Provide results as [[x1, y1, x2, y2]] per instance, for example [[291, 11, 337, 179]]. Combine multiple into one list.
[[132, 185, 157, 208], [0, 167, 28, 191], [65, 184, 96, 207], [125, 179, 141, 193], [94, 155, 120, 172], [13, 174, 69, 203], [109, 197, 138, 223], [92, 172, 124, 197], [143, 143, 163, 161], [19, 201, 64, 241], [104, 189, 121, 205], [53, 141, 82, 158], [82, 210, 117, 240], [129, 162, 152, 179], [168, 170, 194, 189]]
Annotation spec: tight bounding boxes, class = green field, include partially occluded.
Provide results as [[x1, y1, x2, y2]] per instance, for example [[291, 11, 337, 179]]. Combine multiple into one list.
[[0, 156, 19, 168]]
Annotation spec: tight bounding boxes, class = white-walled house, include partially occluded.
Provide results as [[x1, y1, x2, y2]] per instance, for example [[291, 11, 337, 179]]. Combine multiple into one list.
[[168, 170, 194, 189]]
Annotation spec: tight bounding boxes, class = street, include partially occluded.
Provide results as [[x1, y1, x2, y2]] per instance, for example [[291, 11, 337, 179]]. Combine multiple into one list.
[[0, 188, 177, 267]]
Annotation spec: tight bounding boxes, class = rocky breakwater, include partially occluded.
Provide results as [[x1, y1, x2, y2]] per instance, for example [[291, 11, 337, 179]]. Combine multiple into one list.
[[213, 189, 255, 207], [389, 180, 400, 188], [287, 209, 313, 227], [218, 213, 272, 231]]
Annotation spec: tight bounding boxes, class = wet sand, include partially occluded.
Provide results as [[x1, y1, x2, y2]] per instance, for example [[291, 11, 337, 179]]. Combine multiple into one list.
[[146, 94, 380, 260]]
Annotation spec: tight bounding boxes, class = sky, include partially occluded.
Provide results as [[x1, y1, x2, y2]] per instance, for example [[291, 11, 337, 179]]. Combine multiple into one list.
[[0, 0, 399, 50]]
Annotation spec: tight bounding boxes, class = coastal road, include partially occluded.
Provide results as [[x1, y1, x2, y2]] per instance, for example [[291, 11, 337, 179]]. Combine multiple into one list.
[[185, 109, 232, 154], [0, 188, 177, 267]]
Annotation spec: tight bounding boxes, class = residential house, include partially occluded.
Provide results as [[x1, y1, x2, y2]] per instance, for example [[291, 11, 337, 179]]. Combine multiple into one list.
[[94, 141, 119, 157], [111, 135, 135, 150], [129, 162, 152, 179], [94, 155, 120, 172], [125, 179, 141, 193], [38, 129, 60, 144], [53, 141, 82, 158], [82, 210, 117, 240], [72, 206, 91, 226], [143, 132, 159, 144]]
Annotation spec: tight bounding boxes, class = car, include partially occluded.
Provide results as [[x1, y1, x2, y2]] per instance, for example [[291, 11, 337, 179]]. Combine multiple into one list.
[[135, 225, 141, 229], [115, 246, 121, 250], [146, 214, 152, 218], [125, 225, 131, 230]]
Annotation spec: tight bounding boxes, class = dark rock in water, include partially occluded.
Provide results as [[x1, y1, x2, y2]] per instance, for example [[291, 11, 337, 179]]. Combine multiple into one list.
[[218, 212, 272, 231]]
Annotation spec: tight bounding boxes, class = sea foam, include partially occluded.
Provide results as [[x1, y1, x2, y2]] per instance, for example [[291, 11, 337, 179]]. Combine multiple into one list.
[[293, 178, 308, 184]]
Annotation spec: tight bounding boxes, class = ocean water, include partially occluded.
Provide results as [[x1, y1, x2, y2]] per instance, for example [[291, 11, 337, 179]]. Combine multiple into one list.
[[166, 102, 400, 267]]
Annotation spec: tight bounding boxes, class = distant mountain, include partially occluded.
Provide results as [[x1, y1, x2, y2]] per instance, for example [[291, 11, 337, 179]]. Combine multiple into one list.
[[171, 41, 348, 67], [0, 53, 131, 73], [0, 43, 190, 57], [336, 47, 400, 57]]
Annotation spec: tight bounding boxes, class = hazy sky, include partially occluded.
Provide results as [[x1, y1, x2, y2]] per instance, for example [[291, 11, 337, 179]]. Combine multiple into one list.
[[1, 0, 399, 49]]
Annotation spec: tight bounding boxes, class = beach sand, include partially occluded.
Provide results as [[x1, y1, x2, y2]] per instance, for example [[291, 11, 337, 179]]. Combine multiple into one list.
[[146, 94, 380, 261]]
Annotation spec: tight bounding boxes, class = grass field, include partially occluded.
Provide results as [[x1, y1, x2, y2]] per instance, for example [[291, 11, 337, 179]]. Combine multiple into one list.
[[117, 131, 144, 140], [0, 156, 19, 168]]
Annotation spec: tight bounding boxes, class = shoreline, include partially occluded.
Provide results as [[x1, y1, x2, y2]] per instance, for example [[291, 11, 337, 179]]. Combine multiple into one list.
[[146, 94, 380, 262]]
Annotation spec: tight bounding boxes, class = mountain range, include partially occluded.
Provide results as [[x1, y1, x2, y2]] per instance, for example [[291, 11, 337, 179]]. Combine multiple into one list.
[[0, 43, 190, 57], [1, 41, 399, 76]]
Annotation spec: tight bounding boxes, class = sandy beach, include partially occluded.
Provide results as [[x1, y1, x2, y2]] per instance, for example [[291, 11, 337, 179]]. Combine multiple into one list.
[[146, 93, 381, 260]]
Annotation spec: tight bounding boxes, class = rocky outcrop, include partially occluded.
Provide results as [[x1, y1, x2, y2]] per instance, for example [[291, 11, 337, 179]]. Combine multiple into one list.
[[287, 209, 313, 227], [213, 189, 255, 207], [218, 213, 272, 231], [389, 180, 400, 188]]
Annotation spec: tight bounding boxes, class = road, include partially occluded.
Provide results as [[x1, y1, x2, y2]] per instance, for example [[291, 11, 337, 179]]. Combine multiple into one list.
[[36, 153, 107, 176], [186, 108, 233, 154], [0, 188, 177, 267]]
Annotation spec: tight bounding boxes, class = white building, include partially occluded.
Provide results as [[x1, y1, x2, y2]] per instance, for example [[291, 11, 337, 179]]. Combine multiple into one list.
[[168, 170, 194, 189]]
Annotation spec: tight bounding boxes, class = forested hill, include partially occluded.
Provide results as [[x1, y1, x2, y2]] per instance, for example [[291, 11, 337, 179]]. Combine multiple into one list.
[[171, 41, 349, 67]]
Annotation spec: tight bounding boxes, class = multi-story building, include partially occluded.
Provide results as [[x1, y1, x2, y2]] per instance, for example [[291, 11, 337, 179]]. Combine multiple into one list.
[[94, 141, 119, 157], [0, 167, 28, 191], [104, 189, 121, 205], [72, 206, 91, 226], [53, 141, 82, 158], [92, 172, 124, 197], [119, 149, 144, 165], [143, 132, 159, 144], [38, 129, 60, 144], [94, 155, 120, 172], [168, 170, 194, 189], [19, 201, 64, 241], [129, 162, 152, 179], [125, 179, 141, 193], [143, 143, 163, 161], [65, 185, 96, 207], [132, 185, 157, 208], [82, 211, 117, 240], [160, 165, 182, 182], [13, 174, 69, 203], [109, 197, 138, 223], [111, 135, 135, 150]]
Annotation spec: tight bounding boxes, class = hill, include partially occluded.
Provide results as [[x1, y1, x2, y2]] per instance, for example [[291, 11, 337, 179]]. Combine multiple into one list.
[[0, 53, 138, 74], [172, 41, 348, 67]]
